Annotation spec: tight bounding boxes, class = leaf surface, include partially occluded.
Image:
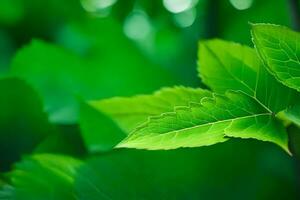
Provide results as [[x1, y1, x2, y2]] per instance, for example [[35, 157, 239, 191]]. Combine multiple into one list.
[[252, 23, 300, 91], [89, 86, 212, 133], [75, 144, 297, 200], [11, 18, 176, 124], [81, 87, 212, 152], [118, 91, 289, 152], [198, 39, 299, 113]]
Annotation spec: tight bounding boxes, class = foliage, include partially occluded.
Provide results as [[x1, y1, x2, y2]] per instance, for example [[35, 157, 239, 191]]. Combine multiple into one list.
[[1, 0, 300, 199], [92, 24, 300, 155]]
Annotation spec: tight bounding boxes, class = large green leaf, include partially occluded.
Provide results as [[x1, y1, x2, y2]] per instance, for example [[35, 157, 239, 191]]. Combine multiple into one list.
[[80, 87, 212, 152], [7, 154, 82, 200], [117, 91, 289, 152], [251, 23, 300, 91], [88, 87, 212, 133], [10, 40, 85, 123], [75, 143, 297, 200], [198, 39, 299, 113], [10, 18, 177, 124], [0, 77, 56, 171]]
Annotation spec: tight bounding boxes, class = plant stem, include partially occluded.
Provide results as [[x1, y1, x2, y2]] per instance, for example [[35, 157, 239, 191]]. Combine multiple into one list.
[[288, 0, 300, 30]]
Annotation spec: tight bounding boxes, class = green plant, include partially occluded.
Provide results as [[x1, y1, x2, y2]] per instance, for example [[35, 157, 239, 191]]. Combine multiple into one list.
[[88, 23, 300, 155], [2, 23, 300, 200]]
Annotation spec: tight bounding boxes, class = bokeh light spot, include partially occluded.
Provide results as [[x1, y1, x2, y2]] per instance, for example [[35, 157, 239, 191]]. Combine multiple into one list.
[[123, 10, 153, 41], [163, 0, 198, 13], [229, 0, 253, 10], [81, 0, 117, 13], [173, 8, 197, 28]]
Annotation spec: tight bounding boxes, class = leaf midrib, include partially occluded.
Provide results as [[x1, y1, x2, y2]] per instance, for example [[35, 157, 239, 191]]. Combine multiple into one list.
[[135, 112, 272, 136]]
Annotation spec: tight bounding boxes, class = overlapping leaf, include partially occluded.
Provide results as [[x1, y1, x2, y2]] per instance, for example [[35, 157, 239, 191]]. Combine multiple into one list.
[[117, 91, 289, 152], [88, 86, 212, 133], [81, 87, 212, 152], [10, 19, 176, 124], [252, 23, 300, 91], [0, 78, 56, 171], [252, 24, 300, 126], [198, 39, 299, 113], [115, 40, 293, 152]]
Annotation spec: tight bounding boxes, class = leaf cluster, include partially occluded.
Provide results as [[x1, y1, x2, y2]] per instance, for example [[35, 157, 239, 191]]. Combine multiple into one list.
[[2, 23, 300, 199]]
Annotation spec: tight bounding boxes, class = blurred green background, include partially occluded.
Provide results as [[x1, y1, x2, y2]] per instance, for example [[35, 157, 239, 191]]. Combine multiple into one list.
[[0, 0, 300, 199]]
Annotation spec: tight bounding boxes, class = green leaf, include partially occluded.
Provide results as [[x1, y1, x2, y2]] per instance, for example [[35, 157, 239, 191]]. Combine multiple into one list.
[[81, 87, 212, 152], [10, 39, 84, 123], [198, 39, 299, 113], [10, 18, 177, 124], [251, 23, 300, 91], [7, 154, 82, 200], [0, 77, 56, 171], [79, 102, 126, 153], [117, 91, 289, 153], [75, 144, 297, 200], [88, 86, 212, 133]]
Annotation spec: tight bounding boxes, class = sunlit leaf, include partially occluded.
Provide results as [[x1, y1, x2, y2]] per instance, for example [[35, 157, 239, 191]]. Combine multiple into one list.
[[80, 87, 212, 152], [252, 23, 300, 91], [118, 91, 289, 153], [198, 39, 299, 113]]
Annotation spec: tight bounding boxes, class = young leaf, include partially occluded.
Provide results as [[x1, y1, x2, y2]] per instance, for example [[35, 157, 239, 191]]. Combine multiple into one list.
[[80, 87, 212, 152], [198, 39, 299, 113], [251, 23, 300, 91], [117, 91, 289, 153], [88, 86, 212, 133], [7, 154, 82, 200]]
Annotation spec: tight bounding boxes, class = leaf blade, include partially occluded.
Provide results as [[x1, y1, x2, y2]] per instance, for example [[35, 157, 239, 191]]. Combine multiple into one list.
[[251, 23, 300, 91], [80, 87, 212, 152], [198, 39, 299, 113], [117, 91, 289, 153], [88, 86, 212, 133]]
